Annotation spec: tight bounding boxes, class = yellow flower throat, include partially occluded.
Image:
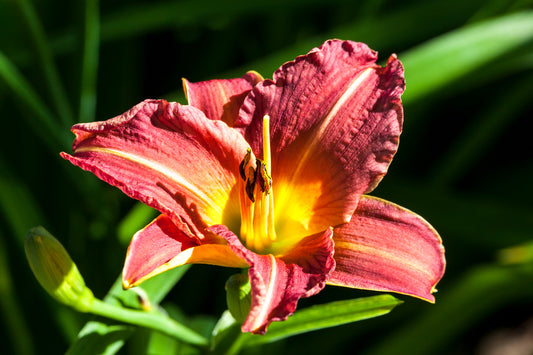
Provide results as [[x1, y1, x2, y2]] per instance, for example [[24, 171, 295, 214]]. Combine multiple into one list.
[[238, 115, 277, 253]]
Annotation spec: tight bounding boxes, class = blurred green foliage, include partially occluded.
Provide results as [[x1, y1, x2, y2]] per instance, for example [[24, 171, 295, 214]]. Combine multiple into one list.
[[1, 0, 533, 354]]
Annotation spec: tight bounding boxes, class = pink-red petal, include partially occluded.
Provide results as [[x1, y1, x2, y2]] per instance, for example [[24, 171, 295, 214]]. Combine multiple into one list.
[[240, 40, 405, 237], [61, 99, 249, 237], [123, 214, 247, 287], [123, 214, 198, 287], [210, 225, 335, 334], [328, 195, 445, 302], [183, 72, 263, 127]]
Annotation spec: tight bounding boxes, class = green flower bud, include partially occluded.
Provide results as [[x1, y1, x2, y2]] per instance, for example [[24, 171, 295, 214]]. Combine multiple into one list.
[[225, 274, 251, 323], [25, 226, 94, 312]]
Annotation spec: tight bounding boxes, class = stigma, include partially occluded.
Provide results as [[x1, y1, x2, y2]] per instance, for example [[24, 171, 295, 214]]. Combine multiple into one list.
[[239, 115, 277, 253]]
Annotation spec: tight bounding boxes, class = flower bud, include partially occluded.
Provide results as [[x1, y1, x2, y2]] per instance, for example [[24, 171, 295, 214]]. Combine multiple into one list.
[[25, 226, 94, 312], [225, 273, 251, 323]]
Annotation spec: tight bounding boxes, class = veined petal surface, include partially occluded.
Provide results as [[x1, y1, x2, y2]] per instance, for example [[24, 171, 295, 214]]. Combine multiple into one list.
[[240, 40, 405, 239], [123, 214, 247, 288], [183, 72, 263, 126], [210, 225, 335, 334], [61, 100, 250, 237], [328, 195, 445, 302]]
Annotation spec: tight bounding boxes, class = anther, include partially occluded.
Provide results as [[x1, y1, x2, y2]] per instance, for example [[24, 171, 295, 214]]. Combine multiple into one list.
[[239, 148, 252, 181], [256, 160, 272, 194], [245, 166, 256, 202]]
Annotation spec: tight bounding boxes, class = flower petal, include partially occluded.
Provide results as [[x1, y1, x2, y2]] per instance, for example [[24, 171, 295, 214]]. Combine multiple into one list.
[[123, 214, 247, 288], [327, 195, 445, 302], [210, 225, 335, 334], [183, 71, 263, 126], [61, 99, 250, 237], [240, 40, 405, 237]]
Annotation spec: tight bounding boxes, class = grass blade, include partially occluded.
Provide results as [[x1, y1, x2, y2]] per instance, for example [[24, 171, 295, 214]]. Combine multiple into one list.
[[13, 0, 74, 125], [79, 0, 100, 123], [429, 73, 533, 187], [401, 11, 533, 104], [0, 51, 70, 150], [243, 295, 402, 347], [365, 264, 533, 355], [67, 266, 192, 354]]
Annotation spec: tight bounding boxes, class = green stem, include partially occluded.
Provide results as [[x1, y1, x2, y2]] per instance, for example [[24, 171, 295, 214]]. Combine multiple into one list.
[[88, 298, 209, 347]]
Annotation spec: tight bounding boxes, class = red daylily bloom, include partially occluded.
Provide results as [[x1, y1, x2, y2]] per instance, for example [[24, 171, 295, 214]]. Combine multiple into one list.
[[61, 40, 445, 334]]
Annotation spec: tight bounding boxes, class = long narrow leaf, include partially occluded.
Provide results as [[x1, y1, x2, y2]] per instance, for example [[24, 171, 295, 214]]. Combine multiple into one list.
[[242, 295, 402, 347], [13, 0, 74, 125], [0, 174, 46, 241], [117, 202, 158, 246], [429, 73, 533, 186], [79, 0, 100, 123], [365, 264, 533, 355], [67, 266, 192, 354], [401, 11, 533, 103], [0, 52, 70, 150], [0, 234, 34, 355]]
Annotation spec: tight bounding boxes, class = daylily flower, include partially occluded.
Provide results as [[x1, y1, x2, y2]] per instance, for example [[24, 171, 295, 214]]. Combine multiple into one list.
[[61, 40, 445, 334]]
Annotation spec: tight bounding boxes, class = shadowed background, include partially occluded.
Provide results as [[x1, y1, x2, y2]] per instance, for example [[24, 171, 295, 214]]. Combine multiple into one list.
[[1, 0, 533, 354]]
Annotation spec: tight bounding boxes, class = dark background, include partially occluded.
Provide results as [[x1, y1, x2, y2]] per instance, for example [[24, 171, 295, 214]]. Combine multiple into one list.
[[1, 0, 532, 354]]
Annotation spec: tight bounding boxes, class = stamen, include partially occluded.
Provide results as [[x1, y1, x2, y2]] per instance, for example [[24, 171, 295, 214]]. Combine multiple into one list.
[[245, 166, 256, 202], [238, 114, 277, 253], [256, 160, 272, 193], [262, 116, 276, 242], [239, 149, 252, 181], [263, 115, 272, 176]]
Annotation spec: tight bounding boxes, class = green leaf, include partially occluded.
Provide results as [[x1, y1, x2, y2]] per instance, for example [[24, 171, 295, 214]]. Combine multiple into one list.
[[211, 311, 241, 353], [428, 73, 533, 187], [67, 265, 192, 354], [243, 294, 402, 347], [365, 264, 533, 355], [0, 173, 46, 241], [401, 11, 533, 104], [117, 202, 158, 246], [66, 323, 133, 355], [0, 232, 34, 355], [13, 0, 74, 125], [79, 0, 100, 123], [0, 51, 69, 151]]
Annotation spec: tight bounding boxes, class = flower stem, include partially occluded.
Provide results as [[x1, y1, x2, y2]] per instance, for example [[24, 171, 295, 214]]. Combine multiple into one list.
[[88, 298, 209, 347]]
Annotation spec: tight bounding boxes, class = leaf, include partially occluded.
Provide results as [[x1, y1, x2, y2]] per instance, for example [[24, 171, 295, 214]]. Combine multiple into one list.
[[242, 294, 402, 347], [211, 311, 241, 353], [401, 11, 533, 103], [117, 202, 158, 246], [0, 173, 46, 242], [428, 73, 533, 186], [79, 0, 100, 123], [65, 323, 133, 355], [12, 0, 74, 125], [0, 52, 69, 151], [365, 264, 533, 355], [67, 265, 192, 354], [0, 232, 34, 355]]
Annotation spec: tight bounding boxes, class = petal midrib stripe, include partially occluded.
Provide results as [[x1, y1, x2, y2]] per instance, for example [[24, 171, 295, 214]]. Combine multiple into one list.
[[75, 146, 224, 216], [289, 68, 374, 181], [334, 240, 436, 280], [250, 254, 278, 331]]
